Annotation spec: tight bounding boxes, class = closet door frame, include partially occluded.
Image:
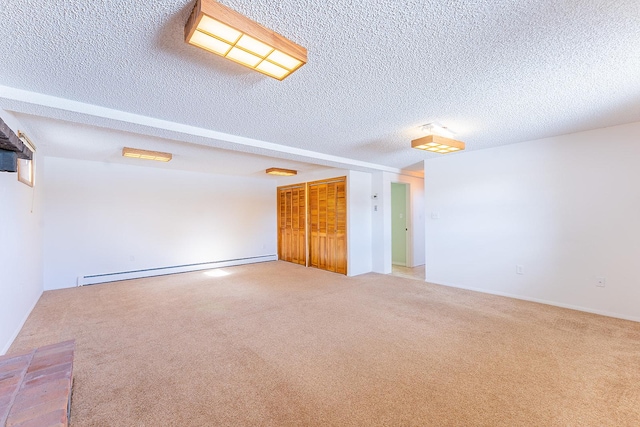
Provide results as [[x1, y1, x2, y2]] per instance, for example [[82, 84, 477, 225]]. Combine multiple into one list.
[[277, 176, 347, 275]]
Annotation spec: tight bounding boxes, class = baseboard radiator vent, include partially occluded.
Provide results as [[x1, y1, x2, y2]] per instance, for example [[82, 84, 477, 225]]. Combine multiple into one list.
[[77, 255, 277, 286]]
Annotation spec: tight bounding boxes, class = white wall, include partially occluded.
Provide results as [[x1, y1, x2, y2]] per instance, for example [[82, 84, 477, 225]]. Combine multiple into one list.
[[0, 110, 43, 354], [371, 171, 425, 273], [43, 157, 276, 290], [346, 170, 372, 275], [371, 172, 387, 272], [277, 168, 373, 276], [425, 121, 640, 321]]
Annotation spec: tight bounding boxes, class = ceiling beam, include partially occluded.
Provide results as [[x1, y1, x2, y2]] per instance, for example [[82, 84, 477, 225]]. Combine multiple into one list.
[[0, 85, 424, 176]]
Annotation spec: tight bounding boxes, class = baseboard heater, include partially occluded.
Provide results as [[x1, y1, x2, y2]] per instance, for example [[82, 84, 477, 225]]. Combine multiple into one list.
[[77, 254, 277, 286]]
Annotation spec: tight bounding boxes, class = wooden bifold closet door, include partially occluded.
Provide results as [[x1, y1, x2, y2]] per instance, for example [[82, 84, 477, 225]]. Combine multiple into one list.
[[308, 177, 347, 274], [277, 184, 306, 265]]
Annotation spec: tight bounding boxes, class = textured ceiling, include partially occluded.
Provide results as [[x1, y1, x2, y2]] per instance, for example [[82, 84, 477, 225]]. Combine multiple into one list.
[[0, 0, 639, 171]]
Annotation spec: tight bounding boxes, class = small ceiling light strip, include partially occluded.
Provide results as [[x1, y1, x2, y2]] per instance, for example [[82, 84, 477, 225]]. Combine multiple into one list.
[[184, 0, 307, 80], [122, 147, 172, 162], [411, 135, 465, 154], [266, 167, 297, 176]]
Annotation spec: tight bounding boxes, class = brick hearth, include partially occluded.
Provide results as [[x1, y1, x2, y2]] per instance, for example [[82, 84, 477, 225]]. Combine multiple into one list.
[[0, 340, 75, 427]]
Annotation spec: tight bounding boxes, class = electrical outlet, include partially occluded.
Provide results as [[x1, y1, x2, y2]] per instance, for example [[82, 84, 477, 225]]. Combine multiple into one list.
[[431, 212, 440, 219], [596, 277, 606, 287], [516, 265, 524, 275]]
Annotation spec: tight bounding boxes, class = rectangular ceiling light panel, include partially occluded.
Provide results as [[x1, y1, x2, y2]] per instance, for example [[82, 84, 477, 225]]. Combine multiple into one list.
[[411, 135, 465, 154], [266, 167, 297, 176], [122, 147, 172, 162], [185, 0, 307, 80]]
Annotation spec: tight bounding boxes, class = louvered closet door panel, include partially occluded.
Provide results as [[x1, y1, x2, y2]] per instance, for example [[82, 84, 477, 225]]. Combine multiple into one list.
[[296, 189, 306, 265], [292, 188, 300, 263], [326, 183, 337, 272], [285, 190, 293, 261], [318, 184, 328, 270], [308, 177, 347, 275], [309, 185, 319, 268], [277, 185, 306, 265], [278, 189, 286, 261], [335, 181, 347, 274]]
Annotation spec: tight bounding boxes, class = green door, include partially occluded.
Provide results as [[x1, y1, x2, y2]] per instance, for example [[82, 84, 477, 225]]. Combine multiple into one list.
[[391, 183, 407, 266]]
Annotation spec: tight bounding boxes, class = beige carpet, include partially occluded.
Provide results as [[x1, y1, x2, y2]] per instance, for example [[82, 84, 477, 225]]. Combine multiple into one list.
[[8, 261, 640, 426]]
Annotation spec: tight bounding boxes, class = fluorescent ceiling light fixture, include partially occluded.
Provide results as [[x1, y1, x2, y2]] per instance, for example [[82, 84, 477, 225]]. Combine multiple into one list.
[[266, 167, 297, 176], [185, 0, 307, 80], [421, 122, 456, 139], [122, 147, 172, 162], [411, 135, 465, 154]]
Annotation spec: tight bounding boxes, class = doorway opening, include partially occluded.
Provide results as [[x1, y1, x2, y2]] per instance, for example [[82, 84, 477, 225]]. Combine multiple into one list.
[[391, 182, 408, 267], [390, 182, 425, 281]]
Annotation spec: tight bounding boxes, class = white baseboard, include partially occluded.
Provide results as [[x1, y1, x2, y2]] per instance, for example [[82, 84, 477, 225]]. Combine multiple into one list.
[[429, 280, 640, 323], [1, 290, 43, 355], [77, 255, 278, 286]]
